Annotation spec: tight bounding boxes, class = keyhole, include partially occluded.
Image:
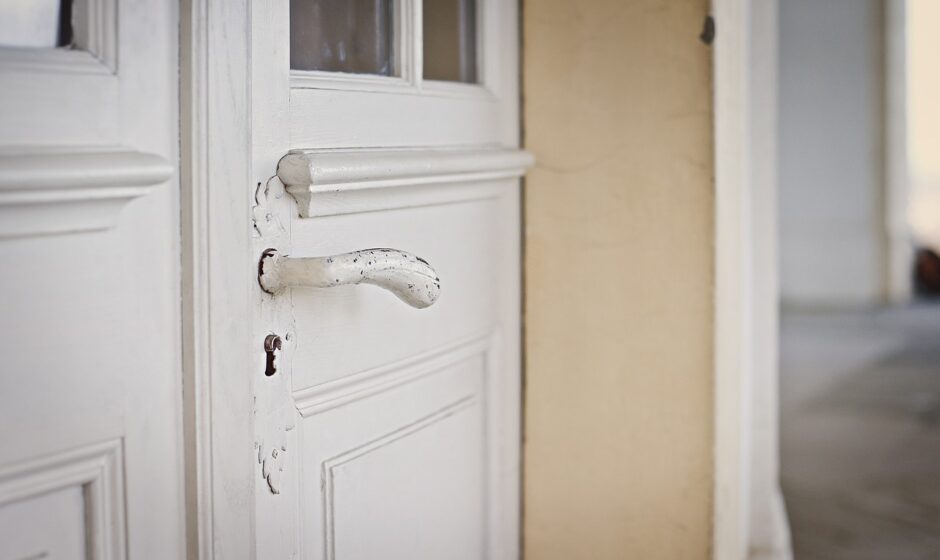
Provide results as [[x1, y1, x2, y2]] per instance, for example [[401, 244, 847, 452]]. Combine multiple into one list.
[[264, 334, 282, 376]]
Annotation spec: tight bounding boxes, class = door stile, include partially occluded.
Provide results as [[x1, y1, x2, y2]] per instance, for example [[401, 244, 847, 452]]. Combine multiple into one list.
[[181, 0, 256, 558], [249, 1, 303, 558]]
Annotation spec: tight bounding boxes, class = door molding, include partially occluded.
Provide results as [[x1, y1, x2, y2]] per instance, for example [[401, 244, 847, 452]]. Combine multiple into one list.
[[181, 0, 254, 558], [0, 439, 125, 560], [320, 395, 479, 560], [0, 149, 172, 237], [293, 332, 494, 417], [279, 147, 533, 217]]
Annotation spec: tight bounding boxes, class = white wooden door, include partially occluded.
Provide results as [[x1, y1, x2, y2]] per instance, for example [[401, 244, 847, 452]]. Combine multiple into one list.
[[210, 1, 529, 558], [0, 1, 184, 559]]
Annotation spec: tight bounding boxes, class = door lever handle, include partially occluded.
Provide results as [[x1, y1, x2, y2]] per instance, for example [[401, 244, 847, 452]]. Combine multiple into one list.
[[258, 248, 441, 309]]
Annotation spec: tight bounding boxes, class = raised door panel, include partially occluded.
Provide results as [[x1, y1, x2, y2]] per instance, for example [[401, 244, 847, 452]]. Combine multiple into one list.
[[329, 400, 484, 560], [0, 487, 87, 560], [294, 343, 492, 560], [0, 439, 125, 560]]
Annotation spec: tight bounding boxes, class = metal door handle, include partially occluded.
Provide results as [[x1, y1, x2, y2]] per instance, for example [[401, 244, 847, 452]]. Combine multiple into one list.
[[258, 248, 440, 309]]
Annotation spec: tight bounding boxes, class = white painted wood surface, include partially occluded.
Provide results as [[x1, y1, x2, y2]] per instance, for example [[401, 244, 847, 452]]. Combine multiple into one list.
[[279, 147, 533, 217], [714, 1, 793, 559], [180, 0, 255, 557], [0, 0, 184, 559], [745, 2, 793, 559], [713, 0, 753, 558], [185, 0, 527, 558], [0, 149, 172, 237]]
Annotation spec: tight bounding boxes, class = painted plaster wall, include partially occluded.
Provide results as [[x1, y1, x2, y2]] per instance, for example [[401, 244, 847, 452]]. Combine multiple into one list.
[[908, 0, 940, 248], [522, 1, 715, 558]]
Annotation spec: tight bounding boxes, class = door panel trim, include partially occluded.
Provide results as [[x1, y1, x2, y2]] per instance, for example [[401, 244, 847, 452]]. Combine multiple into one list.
[[321, 396, 479, 560], [293, 332, 494, 417], [0, 148, 173, 237], [0, 438, 126, 560], [278, 147, 533, 217]]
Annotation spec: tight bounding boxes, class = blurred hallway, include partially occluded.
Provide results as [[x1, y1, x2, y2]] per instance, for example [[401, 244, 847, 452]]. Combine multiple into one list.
[[781, 305, 940, 559]]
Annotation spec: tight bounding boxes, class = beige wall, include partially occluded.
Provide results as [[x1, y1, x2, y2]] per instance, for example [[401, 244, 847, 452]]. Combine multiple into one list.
[[522, 0, 715, 558]]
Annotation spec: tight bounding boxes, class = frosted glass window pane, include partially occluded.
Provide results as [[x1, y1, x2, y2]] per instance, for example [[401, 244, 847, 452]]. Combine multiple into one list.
[[291, 0, 396, 76], [423, 0, 477, 83]]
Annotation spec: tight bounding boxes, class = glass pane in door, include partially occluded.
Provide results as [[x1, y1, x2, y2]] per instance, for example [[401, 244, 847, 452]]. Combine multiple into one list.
[[291, 0, 395, 75], [423, 0, 477, 83]]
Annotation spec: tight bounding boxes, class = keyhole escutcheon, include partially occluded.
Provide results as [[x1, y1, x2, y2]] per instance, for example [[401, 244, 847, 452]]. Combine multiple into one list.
[[264, 334, 282, 376]]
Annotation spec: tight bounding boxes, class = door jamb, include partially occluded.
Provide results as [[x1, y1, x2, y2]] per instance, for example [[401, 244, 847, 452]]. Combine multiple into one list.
[[712, 0, 792, 559]]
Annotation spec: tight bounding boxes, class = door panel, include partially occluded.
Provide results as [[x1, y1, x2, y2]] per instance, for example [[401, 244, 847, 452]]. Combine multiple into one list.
[[0, 439, 124, 560], [328, 399, 484, 560], [0, 0, 183, 558], [0, 486, 87, 560], [298, 350, 488, 560]]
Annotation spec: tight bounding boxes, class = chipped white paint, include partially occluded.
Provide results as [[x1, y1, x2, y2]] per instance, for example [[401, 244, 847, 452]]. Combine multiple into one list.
[[257, 439, 288, 495], [259, 248, 441, 309], [250, 167, 299, 502], [251, 178, 286, 239]]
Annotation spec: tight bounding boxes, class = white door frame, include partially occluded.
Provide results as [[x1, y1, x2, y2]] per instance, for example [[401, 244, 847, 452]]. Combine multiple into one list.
[[181, 0, 255, 558], [712, 0, 792, 559]]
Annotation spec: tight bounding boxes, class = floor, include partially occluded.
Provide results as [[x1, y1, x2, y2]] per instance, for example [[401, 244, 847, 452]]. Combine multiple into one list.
[[780, 304, 940, 560]]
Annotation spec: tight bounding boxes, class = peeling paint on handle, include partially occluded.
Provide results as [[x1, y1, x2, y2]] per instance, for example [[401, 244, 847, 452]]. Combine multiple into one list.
[[258, 248, 441, 309]]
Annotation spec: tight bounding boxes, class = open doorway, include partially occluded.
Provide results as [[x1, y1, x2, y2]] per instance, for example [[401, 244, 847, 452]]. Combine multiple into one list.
[[777, 1, 940, 558]]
